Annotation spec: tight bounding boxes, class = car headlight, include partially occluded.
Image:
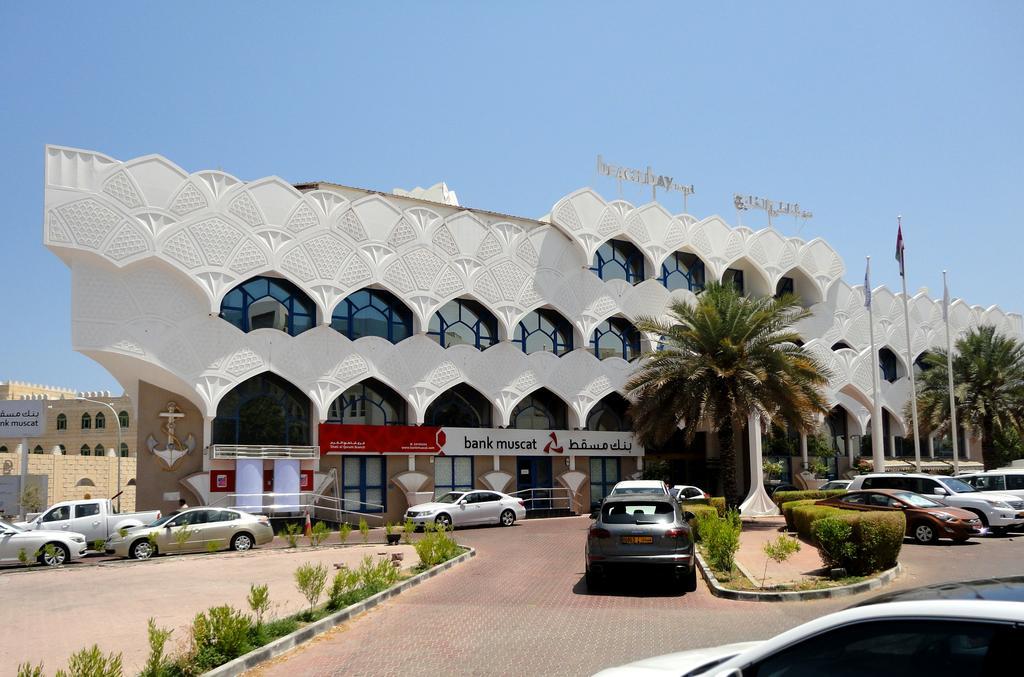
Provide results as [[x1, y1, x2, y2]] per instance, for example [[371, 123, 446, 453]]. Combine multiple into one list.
[[988, 501, 1012, 509], [71, 536, 85, 543], [934, 512, 957, 522]]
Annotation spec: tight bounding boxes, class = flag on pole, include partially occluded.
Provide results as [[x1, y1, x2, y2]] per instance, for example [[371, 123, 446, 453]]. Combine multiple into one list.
[[895, 219, 905, 277], [864, 258, 872, 308]]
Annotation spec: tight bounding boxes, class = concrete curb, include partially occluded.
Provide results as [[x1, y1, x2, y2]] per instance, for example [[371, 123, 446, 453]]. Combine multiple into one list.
[[696, 552, 900, 602], [203, 547, 476, 676]]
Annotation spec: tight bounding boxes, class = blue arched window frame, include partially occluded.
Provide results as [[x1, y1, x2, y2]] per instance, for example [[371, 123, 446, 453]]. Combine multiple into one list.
[[220, 276, 316, 337], [591, 239, 646, 283], [425, 384, 492, 428], [590, 317, 642, 361], [212, 372, 312, 446], [331, 289, 412, 344], [513, 308, 574, 356], [427, 299, 498, 350], [879, 348, 900, 383], [510, 389, 568, 430], [658, 252, 706, 292], [327, 379, 407, 426], [585, 394, 632, 431]]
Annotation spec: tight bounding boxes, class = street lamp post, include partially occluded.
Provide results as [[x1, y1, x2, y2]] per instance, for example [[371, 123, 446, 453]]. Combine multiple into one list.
[[77, 395, 124, 513]]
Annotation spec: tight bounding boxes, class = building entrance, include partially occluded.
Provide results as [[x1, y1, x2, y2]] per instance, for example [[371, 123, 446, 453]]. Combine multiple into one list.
[[516, 457, 553, 510]]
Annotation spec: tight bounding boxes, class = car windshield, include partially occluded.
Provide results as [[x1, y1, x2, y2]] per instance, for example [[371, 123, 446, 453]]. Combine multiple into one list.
[[939, 477, 976, 493], [436, 492, 465, 504], [0, 519, 24, 533], [612, 487, 664, 495], [602, 501, 675, 524], [145, 514, 175, 528], [894, 492, 942, 508]]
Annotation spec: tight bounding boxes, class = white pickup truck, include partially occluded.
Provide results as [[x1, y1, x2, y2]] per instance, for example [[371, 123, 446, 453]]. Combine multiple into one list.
[[16, 499, 161, 546]]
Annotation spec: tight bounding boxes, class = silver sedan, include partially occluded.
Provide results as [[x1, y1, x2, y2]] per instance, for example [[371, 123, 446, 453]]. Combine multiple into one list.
[[105, 507, 274, 559], [585, 492, 696, 592], [405, 490, 526, 529]]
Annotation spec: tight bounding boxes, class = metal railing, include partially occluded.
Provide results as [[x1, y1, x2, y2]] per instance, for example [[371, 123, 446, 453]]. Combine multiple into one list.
[[206, 490, 385, 524], [510, 487, 581, 514], [208, 444, 319, 460]]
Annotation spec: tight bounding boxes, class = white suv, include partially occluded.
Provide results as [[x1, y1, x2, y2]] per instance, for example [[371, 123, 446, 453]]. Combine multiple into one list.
[[958, 469, 1024, 499], [607, 480, 670, 497], [847, 473, 1024, 534]]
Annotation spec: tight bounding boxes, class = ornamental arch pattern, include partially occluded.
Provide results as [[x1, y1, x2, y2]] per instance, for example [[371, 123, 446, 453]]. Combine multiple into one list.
[[44, 146, 1023, 435]]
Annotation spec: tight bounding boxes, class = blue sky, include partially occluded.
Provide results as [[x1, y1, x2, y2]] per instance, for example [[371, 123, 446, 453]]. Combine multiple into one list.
[[1, 1, 1021, 393]]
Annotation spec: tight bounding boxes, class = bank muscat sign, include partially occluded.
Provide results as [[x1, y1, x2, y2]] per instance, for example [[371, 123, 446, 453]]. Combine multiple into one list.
[[0, 401, 46, 438], [318, 424, 643, 458]]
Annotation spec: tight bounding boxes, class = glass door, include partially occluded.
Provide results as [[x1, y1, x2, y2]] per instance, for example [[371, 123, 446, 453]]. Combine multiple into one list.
[[517, 457, 553, 510]]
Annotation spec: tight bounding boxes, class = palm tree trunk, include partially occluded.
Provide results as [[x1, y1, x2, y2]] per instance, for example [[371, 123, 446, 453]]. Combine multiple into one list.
[[719, 418, 738, 509], [981, 414, 997, 470]]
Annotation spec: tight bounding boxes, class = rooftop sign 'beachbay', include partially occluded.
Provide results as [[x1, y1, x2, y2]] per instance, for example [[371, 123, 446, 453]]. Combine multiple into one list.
[[596, 155, 694, 196]]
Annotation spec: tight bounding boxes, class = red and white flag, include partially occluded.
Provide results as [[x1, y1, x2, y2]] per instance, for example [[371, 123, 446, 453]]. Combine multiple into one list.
[[895, 218, 905, 277]]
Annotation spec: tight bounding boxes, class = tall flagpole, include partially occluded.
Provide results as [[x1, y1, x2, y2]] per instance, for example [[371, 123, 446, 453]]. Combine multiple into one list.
[[897, 216, 922, 471], [866, 257, 885, 472], [943, 270, 960, 474]]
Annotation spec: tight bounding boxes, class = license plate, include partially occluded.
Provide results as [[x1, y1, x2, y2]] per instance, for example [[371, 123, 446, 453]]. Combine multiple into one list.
[[620, 536, 653, 545]]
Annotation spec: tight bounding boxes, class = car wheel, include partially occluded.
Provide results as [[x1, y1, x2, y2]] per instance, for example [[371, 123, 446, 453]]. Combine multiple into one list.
[[500, 509, 516, 527], [681, 566, 698, 593], [39, 543, 69, 567], [131, 539, 155, 560], [913, 523, 936, 545], [967, 509, 989, 528], [435, 513, 452, 529], [230, 533, 253, 552]]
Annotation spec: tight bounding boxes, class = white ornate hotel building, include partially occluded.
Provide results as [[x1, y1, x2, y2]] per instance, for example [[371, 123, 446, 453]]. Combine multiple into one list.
[[42, 146, 1023, 520]]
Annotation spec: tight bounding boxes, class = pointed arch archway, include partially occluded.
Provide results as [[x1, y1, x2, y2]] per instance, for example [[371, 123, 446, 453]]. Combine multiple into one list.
[[211, 371, 312, 446], [327, 378, 408, 426], [585, 393, 632, 431], [509, 388, 568, 430], [425, 383, 493, 428]]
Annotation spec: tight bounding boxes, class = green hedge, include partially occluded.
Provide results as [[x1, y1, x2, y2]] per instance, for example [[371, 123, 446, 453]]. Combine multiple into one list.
[[771, 490, 847, 509], [679, 496, 726, 517], [789, 504, 905, 575], [780, 499, 819, 532], [684, 504, 720, 539]]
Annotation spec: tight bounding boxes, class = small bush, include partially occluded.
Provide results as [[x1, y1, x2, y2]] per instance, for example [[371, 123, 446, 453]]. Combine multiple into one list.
[[205, 540, 222, 553], [790, 505, 848, 539], [294, 562, 329, 618], [92, 539, 105, 552], [327, 565, 362, 611], [811, 517, 856, 570], [309, 521, 331, 546], [283, 522, 302, 548], [780, 499, 818, 531], [799, 509, 905, 576], [684, 505, 719, 539], [771, 489, 847, 509], [358, 517, 370, 544], [697, 509, 741, 572], [17, 663, 44, 677], [55, 645, 123, 677], [413, 523, 461, 567], [339, 522, 353, 544], [853, 512, 904, 573], [402, 518, 415, 545], [761, 534, 801, 587], [139, 618, 173, 677], [247, 583, 270, 630], [357, 554, 401, 593], [261, 617, 299, 641], [709, 497, 726, 516], [188, 605, 253, 672]]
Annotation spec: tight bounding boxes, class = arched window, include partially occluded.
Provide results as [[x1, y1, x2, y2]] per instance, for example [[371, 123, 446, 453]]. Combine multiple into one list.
[[212, 372, 312, 446], [590, 317, 641, 360], [775, 277, 795, 298], [56, 413, 67, 431], [328, 379, 406, 426], [831, 341, 853, 351], [879, 348, 900, 383], [220, 276, 316, 336], [826, 407, 849, 454], [127, 478, 137, 486], [331, 289, 412, 344], [659, 252, 706, 292], [427, 299, 498, 350], [95, 444, 105, 456], [586, 393, 632, 431], [120, 443, 129, 457], [76, 477, 95, 487], [0, 445, 6, 453], [510, 389, 567, 430], [914, 352, 934, 379], [33, 445, 43, 454], [514, 309, 573, 356], [95, 412, 106, 429], [425, 384, 492, 427], [58, 445, 66, 455], [118, 411, 129, 428], [723, 268, 745, 295], [591, 239, 645, 283], [81, 413, 91, 430], [80, 445, 91, 456]]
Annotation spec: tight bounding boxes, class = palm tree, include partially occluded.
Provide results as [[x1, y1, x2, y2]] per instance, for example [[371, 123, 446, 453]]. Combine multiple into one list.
[[914, 325, 1024, 470], [625, 282, 832, 507]]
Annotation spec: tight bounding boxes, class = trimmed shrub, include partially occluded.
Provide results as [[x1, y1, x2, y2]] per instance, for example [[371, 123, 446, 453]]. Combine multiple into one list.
[[187, 605, 253, 672], [795, 507, 905, 575], [790, 505, 848, 539], [853, 512, 904, 573], [771, 490, 847, 509], [697, 509, 741, 572], [709, 497, 726, 516], [811, 517, 856, 569], [684, 505, 719, 539], [780, 499, 818, 532]]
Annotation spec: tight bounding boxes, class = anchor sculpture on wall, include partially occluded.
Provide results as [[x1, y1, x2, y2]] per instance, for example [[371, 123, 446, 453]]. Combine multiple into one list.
[[146, 401, 196, 471]]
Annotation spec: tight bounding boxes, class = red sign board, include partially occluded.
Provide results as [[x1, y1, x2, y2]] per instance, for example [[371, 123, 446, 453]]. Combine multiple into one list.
[[210, 470, 235, 493], [300, 469, 314, 491], [319, 423, 444, 455]]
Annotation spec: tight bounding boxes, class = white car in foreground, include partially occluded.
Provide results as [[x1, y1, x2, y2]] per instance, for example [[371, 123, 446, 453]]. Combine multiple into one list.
[[0, 519, 88, 567], [608, 480, 670, 497], [405, 490, 526, 529], [593, 600, 1024, 676]]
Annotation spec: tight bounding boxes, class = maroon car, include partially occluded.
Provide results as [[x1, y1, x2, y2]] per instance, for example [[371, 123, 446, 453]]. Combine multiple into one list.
[[816, 489, 982, 544]]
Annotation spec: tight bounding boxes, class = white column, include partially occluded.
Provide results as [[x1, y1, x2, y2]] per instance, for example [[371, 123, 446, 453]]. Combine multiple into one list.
[[846, 434, 856, 463], [800, 433, 809, 470], [963, 426, 972, 460], [927, 434, 935, 459], [739, 414, 779, 516], [889, 434, 897, 458]]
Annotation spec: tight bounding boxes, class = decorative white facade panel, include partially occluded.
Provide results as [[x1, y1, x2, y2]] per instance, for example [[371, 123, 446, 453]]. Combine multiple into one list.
[[44, 146, 1024, 438]]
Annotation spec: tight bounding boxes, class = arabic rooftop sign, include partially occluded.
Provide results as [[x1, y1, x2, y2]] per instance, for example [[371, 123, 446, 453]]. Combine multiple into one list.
[[319, 423, 643, 457], [0, 400, 47, 438], [733, 193, 813, 223]]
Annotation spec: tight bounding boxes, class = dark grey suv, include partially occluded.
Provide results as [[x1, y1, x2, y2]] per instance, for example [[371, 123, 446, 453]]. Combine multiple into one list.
[[585, 492, 697, 592]]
